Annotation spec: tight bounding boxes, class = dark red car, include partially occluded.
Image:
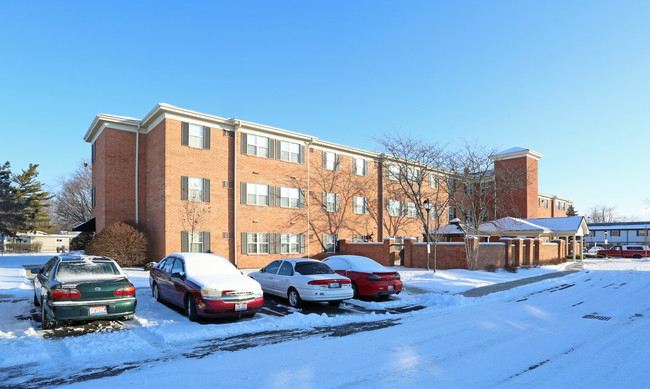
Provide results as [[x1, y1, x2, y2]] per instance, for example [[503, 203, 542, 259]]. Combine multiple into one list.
[[149, 253, 264, 320], [322, 255, 402, 298]]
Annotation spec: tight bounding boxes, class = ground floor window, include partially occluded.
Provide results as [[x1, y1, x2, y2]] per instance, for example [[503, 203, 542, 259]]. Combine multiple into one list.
[[323, 234, 337, 253], [247, 232, 269, 254]]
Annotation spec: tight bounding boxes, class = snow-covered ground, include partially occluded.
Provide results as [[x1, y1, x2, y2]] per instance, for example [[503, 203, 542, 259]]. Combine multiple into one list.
[[1, 253, 649, 388]]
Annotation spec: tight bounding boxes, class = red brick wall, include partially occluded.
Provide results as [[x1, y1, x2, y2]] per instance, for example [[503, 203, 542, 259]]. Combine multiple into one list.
[[494, 156, 538, 219], [338, 239, 393, 266]]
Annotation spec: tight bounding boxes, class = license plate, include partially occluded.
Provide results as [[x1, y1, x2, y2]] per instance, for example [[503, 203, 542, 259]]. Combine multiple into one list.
[[388, 285, 394, 290], [89, 306, 107, 315], [329, 282, 341, 288], [235, 303, 247, 311]]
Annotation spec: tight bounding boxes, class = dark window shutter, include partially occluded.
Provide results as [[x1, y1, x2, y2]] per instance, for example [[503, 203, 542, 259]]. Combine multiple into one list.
[[241, 232, 248, 254], [181, 231, 189, 252], [322, 192, 327, 211], [241, 133, 247, 154], [336, 194, 341, 212], [91, 142, 96, 163], [203, 232, 210, 253], [364, 160, 369, 176], [181, 122, 189, 146], [276, 186, 281, 207], [269, 233, 276, 254], [268, 137, 275, 158], [299, 190, 306, 208], [240, 182, 247, 204], [276, 139, 282, 160], [300, 145, 305, 164], [300, 234, 306, 254], [322, 151, 327, 168], [203, 127, 211, 149], [203, 179, 210, 202], [269, 185, 275, 207], [335, 154, 340, 171], [181, 176, 188, 200]]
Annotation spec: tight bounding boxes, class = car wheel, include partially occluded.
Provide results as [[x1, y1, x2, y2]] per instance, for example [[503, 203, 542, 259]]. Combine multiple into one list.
[[33, 293, 40, 307], [328, 300, 342, 307], [351, 282, 359, 299], [633, 254, 642, 259], [152, 283, 161, 302], [185, 295, 199, 321], [40, 299, 54, 330], [288, 288, 302, 308]]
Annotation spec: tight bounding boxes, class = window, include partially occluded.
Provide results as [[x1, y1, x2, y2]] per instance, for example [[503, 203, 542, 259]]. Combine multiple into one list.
[[448, 207, 457, 222], [323, 151, 339, 170], [280, 187, 300, 208], [172, 258, 185, 274], [464, 184, 474, 195], [544, 199, 549, 208], [281, 141, 300, 163], [181, 231, 210, 253], [406, 167, 420, 183], [464, 210, 475, 224], [188, 177, 204, 201], [405, 202, 417, 218], [354, 158, 367, 176], [188, 232, 203, 252], [428, 205, 438, 220], [638, 230, 649, 237], [323, 192, 339, 212], [246, 183, 269, 206], [429, 173, 438, 189], [56, 238, 63, 242], [182, 176, 210, 202], [387, 165, 400, 181], [246, 134, 269, 158], [352, 235, 369, 242], [247, 232, 269, 254], [480, 182, 489, 194], [353, 196, 368, 214], [281, 233, 301, 254], [610, 230, 621, 237], [447, 177, 456, 192], [387, 199, 402, 217], [323, 234, 337, 253], [538, 197, 541, 207], [278, 261, 294, 276]]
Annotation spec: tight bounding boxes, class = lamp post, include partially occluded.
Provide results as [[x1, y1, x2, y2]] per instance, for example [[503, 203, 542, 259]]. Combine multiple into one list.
[[423, 199, 432, 271]]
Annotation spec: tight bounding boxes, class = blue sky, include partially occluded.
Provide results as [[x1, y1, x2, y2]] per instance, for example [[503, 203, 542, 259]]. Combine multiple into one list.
[[1, 1, 649, 220]]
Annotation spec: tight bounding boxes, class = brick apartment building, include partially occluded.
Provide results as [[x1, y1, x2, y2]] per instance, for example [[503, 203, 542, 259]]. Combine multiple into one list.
[[83, 103, 573, 267]]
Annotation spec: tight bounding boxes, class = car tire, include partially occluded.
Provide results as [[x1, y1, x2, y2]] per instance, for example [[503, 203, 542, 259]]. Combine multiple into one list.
[[351, 282, 359, 299], [186, 295, 199, 322], [328, 300, 342, 307], [40, 299, 54, 330], [33, 293, 40, 307], [152, 283, 161, 302], [287, 288, 302, 308], [633, 254, 642, 259]]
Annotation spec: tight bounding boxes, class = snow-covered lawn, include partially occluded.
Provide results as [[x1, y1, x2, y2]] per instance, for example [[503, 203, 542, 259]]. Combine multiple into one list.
[[1, 253, 649, 388]]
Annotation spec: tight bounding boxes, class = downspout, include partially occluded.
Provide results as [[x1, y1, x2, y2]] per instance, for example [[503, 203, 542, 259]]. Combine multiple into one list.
[[135, 123, 141, 225], [233, 120, 241, 266], [307, 138, 314, 257]]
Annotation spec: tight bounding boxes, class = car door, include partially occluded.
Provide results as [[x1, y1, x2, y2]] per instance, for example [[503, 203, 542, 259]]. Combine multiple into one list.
[[256, 260, 282, 295], [157, 257, 176, 300], [167, 258, 188, 307], [273, 261, 294, 296], [34, 257, 57, 302]]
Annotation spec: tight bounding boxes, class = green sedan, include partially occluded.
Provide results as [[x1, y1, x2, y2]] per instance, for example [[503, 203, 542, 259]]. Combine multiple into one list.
[[32, 255, 137, 329]]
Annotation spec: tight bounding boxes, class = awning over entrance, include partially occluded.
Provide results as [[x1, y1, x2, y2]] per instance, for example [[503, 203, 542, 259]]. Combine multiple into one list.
[[72, 218, 96, 233]]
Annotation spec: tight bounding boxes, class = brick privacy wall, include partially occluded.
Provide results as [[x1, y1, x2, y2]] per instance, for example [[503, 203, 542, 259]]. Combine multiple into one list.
[[338, 239, 393, 266], [537, 242, 563, 265], [404, 240, 507, 270]]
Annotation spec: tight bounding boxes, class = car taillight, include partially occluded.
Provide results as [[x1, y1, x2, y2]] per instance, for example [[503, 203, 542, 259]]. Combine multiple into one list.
[[52, 288, 81, 299], [308, 279, 351, 285], [367, 274, 382, 281], [395, 272, 401, 280], [114, 286, 136, 296]]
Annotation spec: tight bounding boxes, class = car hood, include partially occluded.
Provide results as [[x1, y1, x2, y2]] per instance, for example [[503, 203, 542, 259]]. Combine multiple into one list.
[[187, 273, 262, 292]]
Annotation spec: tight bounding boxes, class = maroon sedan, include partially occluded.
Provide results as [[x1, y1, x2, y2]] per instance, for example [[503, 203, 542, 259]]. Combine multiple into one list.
[[322, 255, 402, 298], [149, 253, 264, 320]]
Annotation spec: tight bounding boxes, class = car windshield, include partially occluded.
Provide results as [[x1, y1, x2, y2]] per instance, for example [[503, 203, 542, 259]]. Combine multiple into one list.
[[56, 260, 122, 282], [295, 262, 334, 275]]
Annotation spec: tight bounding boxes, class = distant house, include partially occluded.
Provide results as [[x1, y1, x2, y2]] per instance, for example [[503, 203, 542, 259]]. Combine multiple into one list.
[[2, 231, 79, 252], [585, 221, 650, 248]]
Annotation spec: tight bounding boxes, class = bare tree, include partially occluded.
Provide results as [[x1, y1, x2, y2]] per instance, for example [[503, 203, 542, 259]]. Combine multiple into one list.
[[375, 134, 450, 270], [180, 200, 211, 251], [586, 204, 624, 223], [51, 161, 92, 230]]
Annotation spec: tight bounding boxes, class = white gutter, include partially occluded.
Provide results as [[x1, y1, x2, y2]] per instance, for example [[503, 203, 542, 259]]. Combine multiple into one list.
[[135, 123, 141, 224], [233, 120, 241, 266], [307, 138, 314, 257]]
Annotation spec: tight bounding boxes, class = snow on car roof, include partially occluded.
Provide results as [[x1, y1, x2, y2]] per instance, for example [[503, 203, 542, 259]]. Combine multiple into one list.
[[175, 253, 240, 276], [326, 255, 389, 272]]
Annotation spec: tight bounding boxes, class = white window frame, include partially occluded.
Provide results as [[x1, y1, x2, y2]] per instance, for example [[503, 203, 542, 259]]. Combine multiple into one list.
[[352, 235, 369, 242], [387, 199, 402, 217], [281, 233, 301, 254], [429, 173, 438, 189], [189, 231, 203, 253], [353, 196, 368, 214], [323, 234, 337, 253], [354, 158, 366, 176], [464, 210, 475, 224], [246, 134, 269, 158], [387, 165, 400, 181], [188, 123, 204, 148], [406, 167, 420, 183], [247, 232, 269, 254], [448, 206, 456, 222], [465, 184, 474, 195], [480, 182, 489, 194], [281, 141, 300, 163], [405, 202, 417, 218], [280, 187, 300, 208], [324, 192, 337, 212], [247, 184, 269, 206], [188, 177, 204, 201], [324, 151, 336, 170]]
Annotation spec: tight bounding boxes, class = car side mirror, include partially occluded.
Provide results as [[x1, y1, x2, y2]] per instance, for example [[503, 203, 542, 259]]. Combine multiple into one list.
[[171, 272, 185, 279], [260, 267, 266, 273], [31, 268, 41, 274]]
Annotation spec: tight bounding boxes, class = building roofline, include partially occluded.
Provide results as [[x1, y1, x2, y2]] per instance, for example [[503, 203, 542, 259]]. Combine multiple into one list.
[[490, 147, 543, 161]]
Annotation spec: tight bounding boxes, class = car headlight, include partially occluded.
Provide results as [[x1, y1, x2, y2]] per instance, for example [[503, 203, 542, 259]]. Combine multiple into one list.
[[201, 288, 222, 298]]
